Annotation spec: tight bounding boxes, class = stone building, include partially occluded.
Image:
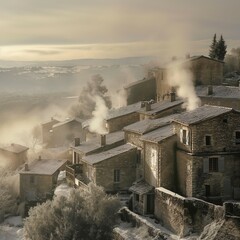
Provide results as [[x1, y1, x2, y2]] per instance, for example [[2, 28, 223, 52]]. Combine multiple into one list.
[[51, 117, 84, 147], [124, 77, 156, 105], [196, 85, 240, 110], [106, 102, 143, 133], [172, 105, 240, 201], [151, 55, 224, 101], [41, 117, 59, 146], [68, 144, 137, 192], [124, 114, 179, 180], [19, 158, 67, 202], [70, 131, 124, 164], [137, 98, 183, 120], [0, 143, 29, 170]]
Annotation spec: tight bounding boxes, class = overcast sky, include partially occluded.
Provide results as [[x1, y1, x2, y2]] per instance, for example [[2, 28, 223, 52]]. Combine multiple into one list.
[[0, 0, 240, 61]]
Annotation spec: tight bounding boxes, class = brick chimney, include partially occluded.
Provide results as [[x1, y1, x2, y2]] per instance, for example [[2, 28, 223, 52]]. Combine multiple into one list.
[[74, 137, 80, 147], [100, 135, 106, 146], [207, 85, 213, 95]]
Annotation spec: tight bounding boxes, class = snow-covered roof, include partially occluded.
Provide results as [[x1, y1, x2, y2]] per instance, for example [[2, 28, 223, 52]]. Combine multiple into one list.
[[196, 85, 240, 99], [140, 125, 175, 143], [71, 131, 124, 154], [123, 114, 179, 135], [82, 144, 136, 165], [173, 105, 235, 126], [0, 143, 29, 154], [137, 100, 183, 116], [20, 158, 67, 175], [129, 180, 154, 194], [52, 117, 83, 128], [106, 102, 143, 120]]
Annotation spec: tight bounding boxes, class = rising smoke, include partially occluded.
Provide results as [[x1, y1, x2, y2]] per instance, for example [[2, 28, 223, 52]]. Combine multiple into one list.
[[167, 61, 201, 111], [88, 96, 108, 134]]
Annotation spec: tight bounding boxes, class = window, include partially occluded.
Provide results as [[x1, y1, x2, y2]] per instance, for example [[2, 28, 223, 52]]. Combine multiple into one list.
[[235, 131, 240, 145], [114, 169, 120, 183], [205, 135, 212, 146], [203, 156, 224, 173], [209, 157, 218, 172], [180, 128, 190, 145]]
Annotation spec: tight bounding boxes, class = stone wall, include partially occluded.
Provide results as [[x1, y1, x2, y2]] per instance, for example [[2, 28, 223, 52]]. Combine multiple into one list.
[[154, 187, 224, 237], [20, 173, 58, 201], [191, 57, 223, 85], [176, 150, 240, 199], [125, 78, 156, 105], [95, 148, 137, 192], [107, 112, 140, 133], [173, 111, 240, 154], [200, 97, 240, 111], [159, 137, 176, 191], [144, 142, 159, 187], [124, 131, 143, 149]]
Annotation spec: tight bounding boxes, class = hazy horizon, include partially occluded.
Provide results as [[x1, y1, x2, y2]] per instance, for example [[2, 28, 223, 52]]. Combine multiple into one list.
[[0, 0, 240, 61]]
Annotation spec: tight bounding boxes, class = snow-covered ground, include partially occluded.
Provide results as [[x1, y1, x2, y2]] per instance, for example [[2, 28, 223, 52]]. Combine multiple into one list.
[[0, 216, 24, 240]]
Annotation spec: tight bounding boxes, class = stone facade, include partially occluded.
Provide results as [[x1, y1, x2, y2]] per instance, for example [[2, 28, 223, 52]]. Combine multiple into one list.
[[0, 144, 28, 170], [124, 77, 156, 105], [153, 56, 224, 101], [173, 110, 240, 200], [154, 187, 224, 237], [143, 137, 176, 190], [19, 159, 67, 202], [107, 112, 140, 133], [52, 119, 83, 147], [94, 148, 137, 192], [71, 146, 137, 193]]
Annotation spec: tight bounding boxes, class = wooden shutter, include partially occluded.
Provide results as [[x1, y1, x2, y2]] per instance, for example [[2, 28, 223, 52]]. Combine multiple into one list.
[[218, 156, 224, 172], [203, 158, 209, 173]]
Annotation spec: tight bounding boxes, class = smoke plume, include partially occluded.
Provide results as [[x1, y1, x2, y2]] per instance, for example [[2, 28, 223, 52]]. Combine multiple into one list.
[[69, 74, 111, 119], [88, 96, 108, 134], [167, 62, 201, 111]]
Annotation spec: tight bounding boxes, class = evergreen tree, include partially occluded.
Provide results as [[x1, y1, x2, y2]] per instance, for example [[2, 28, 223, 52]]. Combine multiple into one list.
[[216, 35, 227, 61], [209, 34, 227, 61], [209, 34, 217, 59]]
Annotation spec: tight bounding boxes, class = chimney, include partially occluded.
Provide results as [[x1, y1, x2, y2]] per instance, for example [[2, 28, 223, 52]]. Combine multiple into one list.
[[100, 134, 106, 146], [74, 137, 80, 147], [145, 101, 151, 111], [207, 85, 213, 95], [25, 163, 29, 171], [170, 92, 176, 102], [38, 155, 42, 161]]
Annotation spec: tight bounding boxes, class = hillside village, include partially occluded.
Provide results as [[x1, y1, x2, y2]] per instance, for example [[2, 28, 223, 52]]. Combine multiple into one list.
[[1, 54, 240, 239]]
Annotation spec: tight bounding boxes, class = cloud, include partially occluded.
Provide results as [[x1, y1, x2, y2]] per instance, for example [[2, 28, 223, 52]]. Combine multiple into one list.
[[0, 1, 240, 60]]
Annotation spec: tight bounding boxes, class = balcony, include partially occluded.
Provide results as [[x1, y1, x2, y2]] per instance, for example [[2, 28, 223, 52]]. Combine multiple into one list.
[[66, 164, 90, 189]]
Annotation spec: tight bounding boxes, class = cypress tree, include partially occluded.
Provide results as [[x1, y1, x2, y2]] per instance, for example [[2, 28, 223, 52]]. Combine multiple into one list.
[[209, 34, 217, 59], [216, 35, 227, 61]]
